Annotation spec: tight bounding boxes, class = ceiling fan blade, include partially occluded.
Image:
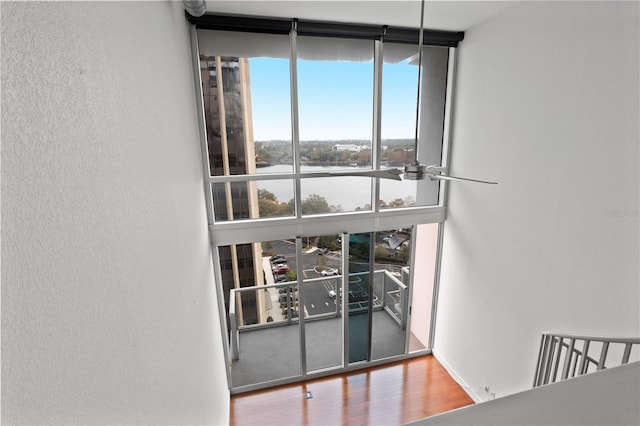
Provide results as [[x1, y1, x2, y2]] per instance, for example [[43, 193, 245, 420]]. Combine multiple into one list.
[[326, 168, 403, 181], [428, 173, 498, 185]]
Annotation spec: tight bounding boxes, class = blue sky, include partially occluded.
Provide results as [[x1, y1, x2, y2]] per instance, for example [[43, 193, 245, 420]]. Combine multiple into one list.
[[249, 57, 418, 141]]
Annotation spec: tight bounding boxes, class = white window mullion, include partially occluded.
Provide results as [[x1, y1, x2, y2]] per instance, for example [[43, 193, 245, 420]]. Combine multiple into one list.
[[372, 39, 384, 213], [189, 25, 215, 226], [439, 46, 457, 209], [290, 22, 303, 219]]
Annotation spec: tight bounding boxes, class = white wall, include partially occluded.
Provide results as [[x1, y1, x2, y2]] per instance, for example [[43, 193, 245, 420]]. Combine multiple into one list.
[[435, 1, 639, 401], [1, 2, 229, 424]]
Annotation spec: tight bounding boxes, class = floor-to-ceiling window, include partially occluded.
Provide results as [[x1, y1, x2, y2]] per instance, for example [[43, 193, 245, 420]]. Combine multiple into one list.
[[189, 15, 460, 392]]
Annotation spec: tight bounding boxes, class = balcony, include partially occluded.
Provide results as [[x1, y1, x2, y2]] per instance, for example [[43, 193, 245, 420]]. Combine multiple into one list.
[[228, 269, 427, 390]]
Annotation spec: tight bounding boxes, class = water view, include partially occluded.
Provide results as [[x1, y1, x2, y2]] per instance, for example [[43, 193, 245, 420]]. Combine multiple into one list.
[[257, 164, 419, 211]]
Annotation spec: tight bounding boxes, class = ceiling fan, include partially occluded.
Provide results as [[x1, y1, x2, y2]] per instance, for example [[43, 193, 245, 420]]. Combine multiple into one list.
[[316, 0, 497, 186], [322, 164, 497, 184]]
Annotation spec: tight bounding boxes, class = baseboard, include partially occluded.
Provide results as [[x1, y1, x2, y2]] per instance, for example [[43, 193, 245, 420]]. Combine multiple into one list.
[[432, 350, 485, 403]]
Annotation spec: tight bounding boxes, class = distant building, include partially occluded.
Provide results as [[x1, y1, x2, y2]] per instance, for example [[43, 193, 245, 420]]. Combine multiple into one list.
[[332, 144, 364, 152], [200, 55, 265, 327]]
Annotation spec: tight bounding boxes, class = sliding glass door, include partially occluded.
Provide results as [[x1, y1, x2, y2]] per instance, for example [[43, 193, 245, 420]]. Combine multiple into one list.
[[346, 229, 414, 365], [302, 234, 343, 373], [347, 232, 373, 364], [220, 227, 437, 390]]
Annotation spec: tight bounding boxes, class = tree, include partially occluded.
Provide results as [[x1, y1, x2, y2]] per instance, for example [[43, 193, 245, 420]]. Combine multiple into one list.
[[387, 198, 406, 208], [301, 194, 331, 214], [397, 244, 411, 264], [375, 245, 389, 259], [254, 145, 272, 165], [357, 148, 372, 164], [378, 198, 415, 209], [258, 188, 278, 202], [319, 235, 340, 251], [258, 189, 293, 218], [350, 241, 370, 262], [403, 196, 416, 207], [284, 270, 297, 282]]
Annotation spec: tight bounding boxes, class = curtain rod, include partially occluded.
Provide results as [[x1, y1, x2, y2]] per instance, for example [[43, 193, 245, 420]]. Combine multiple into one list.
[[186, 13, 464, 47]]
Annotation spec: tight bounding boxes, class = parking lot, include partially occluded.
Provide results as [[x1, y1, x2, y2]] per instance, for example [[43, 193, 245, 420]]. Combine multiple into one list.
[[266, 240, 343, 316], [265, 240, 385, 318]]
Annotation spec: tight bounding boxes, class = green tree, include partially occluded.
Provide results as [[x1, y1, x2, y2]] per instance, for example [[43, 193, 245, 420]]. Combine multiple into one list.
[[284, 270, 297, 282], [258, 188, 278, 202], [375, 245, 389, 260], [350, 241, 370, 262], [254, 146, 272, 165], [301, 194, 331, 214], [397, 244, 411, 264], [258, 189, 293, 217], [319, 235, 340, 251]]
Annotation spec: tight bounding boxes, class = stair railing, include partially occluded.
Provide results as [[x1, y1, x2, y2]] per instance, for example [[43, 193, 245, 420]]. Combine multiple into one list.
[[533, 332, 640, 387]]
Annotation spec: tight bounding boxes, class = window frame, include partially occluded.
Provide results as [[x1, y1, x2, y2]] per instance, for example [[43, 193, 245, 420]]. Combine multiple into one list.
[[188, 16, 459, 391], [194, 32, 455, 244]]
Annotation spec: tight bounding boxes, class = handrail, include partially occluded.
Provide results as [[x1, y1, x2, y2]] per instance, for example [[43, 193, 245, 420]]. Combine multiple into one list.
[[229, 292, 239, 361], [533, 332, 640, 387], [380, 270, 408, 328], [538, 332, 640, 345]]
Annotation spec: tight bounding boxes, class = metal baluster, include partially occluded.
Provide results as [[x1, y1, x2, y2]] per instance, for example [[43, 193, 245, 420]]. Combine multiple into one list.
[[578, 339, 590, 375], [561, 338, 575, 380], [597, 341, 609, 370], [534, 334, 639, 389], [544, 337, 557, 385], [551, 337, 564, 383], [622, 343, 632, 364], [570, 346, 579, 378], [534, 334, 549, 387]]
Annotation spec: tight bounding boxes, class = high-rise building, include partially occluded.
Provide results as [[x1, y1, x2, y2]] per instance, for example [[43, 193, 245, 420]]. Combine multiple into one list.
[[200, 55, 265, 326]]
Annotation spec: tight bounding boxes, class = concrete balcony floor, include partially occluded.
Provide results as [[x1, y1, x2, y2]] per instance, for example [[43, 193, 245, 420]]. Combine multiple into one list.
[[231, 309, 426, 389]]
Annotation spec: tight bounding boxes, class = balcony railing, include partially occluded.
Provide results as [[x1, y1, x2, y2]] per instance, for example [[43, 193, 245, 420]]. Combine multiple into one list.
[[533, 332, 640, 387], [228, 269, 408, 361]]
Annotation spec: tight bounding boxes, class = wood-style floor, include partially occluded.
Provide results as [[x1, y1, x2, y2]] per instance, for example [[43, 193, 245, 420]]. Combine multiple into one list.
[[230, 355, 474, 426]]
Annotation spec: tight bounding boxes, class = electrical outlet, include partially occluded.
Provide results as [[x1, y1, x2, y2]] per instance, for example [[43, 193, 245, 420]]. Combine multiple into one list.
[[483, 385, 496, 400]]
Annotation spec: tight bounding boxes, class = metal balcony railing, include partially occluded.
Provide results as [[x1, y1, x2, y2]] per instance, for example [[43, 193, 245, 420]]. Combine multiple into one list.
[[228, 269, 408, 361], [533, 332, 640, 387]]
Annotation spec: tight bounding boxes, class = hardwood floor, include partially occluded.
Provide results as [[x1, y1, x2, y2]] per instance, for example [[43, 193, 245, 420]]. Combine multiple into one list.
[[230, 355, 474, 426]]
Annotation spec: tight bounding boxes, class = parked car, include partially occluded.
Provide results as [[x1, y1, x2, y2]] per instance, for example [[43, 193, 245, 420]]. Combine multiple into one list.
[[272, 265, 291, 275], [270, 254, 286, 262], [271, 257, 287, 265], [274, 274, 286, 283], [321, 268, 338, 276]]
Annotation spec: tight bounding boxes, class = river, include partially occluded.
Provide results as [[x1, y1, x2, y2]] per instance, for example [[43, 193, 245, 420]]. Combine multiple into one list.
[[254, 164, 420, 211]]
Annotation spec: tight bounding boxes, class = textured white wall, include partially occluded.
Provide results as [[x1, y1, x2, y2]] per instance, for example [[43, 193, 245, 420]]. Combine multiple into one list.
[[1, 2, 229, 424], [435, 1, 639, 401]]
